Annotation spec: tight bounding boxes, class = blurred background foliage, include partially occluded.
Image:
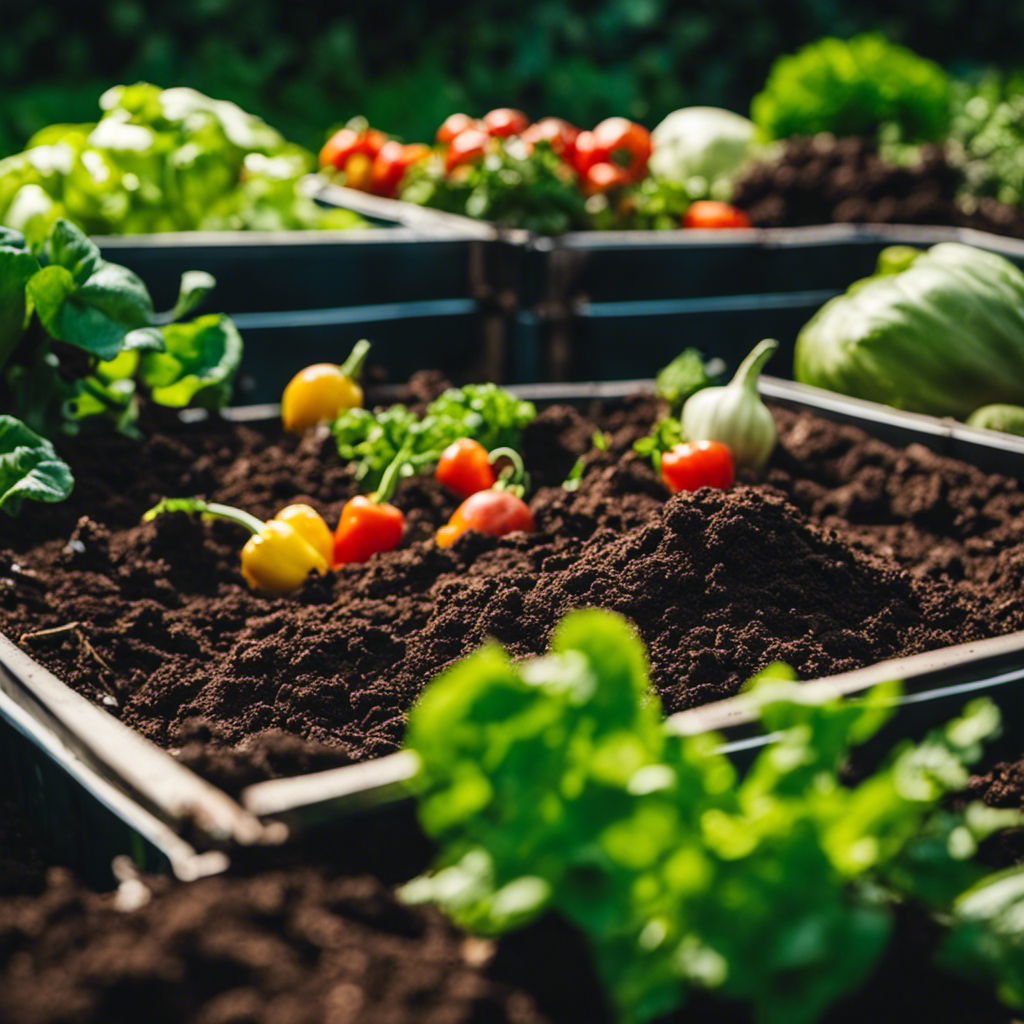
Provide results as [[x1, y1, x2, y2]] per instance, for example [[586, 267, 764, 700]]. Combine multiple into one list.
[[4, 0, 1024, 157]]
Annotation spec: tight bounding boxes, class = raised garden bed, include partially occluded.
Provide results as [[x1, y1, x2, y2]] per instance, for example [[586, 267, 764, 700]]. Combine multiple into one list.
[[6, 374, 1024, 1019]]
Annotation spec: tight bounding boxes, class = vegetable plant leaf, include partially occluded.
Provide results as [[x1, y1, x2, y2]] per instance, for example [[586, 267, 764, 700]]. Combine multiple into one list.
[[160, 269, 217, 323], [655, 347, 719, 413], [35, 217, 102, 285], [0, 241, 40, 370], [75, 261, 155, 328], [25, 264, 76, 339], [138, 313, 242, 409], [0, 414, 73, 515]]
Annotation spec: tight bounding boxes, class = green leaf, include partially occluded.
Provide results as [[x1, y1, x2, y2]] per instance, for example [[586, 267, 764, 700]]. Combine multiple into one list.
[[655, 348, 717, 413], [139, 314, 242, 409], [25, 264, 76, 339], [0, 241, 40, 371], [0, 414, 73, 515], [36, 217, 101, 285], [162, 269, 217, 323], [75, 261, 155, 328]]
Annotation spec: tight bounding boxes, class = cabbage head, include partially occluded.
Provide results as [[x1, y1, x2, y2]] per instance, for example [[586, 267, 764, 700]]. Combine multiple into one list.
[[794, 243, 1024, 417], [648, 107, 758, 200]]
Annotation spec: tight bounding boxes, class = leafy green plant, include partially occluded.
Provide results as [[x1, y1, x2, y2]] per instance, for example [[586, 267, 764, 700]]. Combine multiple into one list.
[[751, 34, 951, 144], [0, 83, 363, 239], [403, 607, 1023, 1023], [0, 217, 242, 513], [333, 383, 536, 490], [948, 74, 1024, 209]]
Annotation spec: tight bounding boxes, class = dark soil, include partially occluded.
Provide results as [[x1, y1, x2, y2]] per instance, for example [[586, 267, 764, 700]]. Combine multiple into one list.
[[733, 136, 1024, 238], [3, 393, 1024, 792]]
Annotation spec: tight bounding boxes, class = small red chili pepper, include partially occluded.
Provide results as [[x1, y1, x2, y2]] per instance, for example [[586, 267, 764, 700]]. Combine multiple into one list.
[[333, 495, 405, 565], [435, 438, 497, 498], [660, 440, 735, 494], [333, 439, 411, 565], [436, 490, 535, 548]]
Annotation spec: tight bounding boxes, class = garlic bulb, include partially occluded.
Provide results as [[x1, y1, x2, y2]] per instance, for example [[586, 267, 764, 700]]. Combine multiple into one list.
[[681, 339, 778, 473]]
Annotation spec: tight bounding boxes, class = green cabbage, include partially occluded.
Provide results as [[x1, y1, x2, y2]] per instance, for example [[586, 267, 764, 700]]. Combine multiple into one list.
[[648, 106, 758, 200], [794, 243, 1024, 417]]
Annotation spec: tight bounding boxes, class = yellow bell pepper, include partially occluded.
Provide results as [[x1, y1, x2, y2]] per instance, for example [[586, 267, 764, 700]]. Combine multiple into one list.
[[281, 339, 370, 433], [143, 498, 331, 596]]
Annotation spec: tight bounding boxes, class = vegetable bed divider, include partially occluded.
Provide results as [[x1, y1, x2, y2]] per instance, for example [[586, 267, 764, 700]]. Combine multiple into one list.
[[4, 376, 1024, 885], [94, 192, 518, 404], [315, 175, 1024, 385]]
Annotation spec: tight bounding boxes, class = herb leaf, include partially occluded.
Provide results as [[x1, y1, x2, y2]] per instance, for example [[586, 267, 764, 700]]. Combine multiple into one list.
[[0, 414, 73, 515]]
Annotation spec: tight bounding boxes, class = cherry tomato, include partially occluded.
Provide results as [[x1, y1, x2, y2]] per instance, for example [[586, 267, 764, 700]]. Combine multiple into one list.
[[482, 108, 529, 138], [521, 117, 580, 162], [435, 438, 496, 499], [333, 495, 405, 565], [445, 128, 490, 172], [660, 441, 735, 494], [281, 364, 363, 433], [343, 151, 374, 191], [591, 117, 652, 183], [361, 129, 388, 160], [683, 201, 752, 230], [436, 490, 535, 547], [436, 113, 477, 146], [582, 162, 631, 195], [319, 128, 363, 171], [370, 141, 431, 198], [572, 130, 601, 175]]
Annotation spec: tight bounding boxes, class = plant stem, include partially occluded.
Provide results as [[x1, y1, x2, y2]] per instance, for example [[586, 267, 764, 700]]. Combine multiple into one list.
[[338, 339, 371, 380], [143, 497, 266, 535]]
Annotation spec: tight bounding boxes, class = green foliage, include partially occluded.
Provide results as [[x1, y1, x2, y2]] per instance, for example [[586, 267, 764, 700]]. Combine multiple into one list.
[[0, 83, 360, 236], [402, 142, 588, 235], [0, 218, 242, 512], [949, 74, 1024, 209], [0, 415, 73, 514], [403, 608, 1021, 1023], [751, 34, 951, 143], [333, 383, 536, 490]]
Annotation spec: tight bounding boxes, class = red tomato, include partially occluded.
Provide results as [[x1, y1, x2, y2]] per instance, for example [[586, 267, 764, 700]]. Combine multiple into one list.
[[360, 129, 388, 160], [436, 113, 477, 146], [482, 108, 529, 138], [436, 490, 535, 547], [370, 141, 431, 197], [660, 441, 735, 494], [319, 128, 363, 171], [435, 438, 496, 498], [582, 162, 631, 195], [333, 495, 404, 565], [445, 128, 490, 172], [683, 201, 752, 230], [572, 130, 601, 174], [521, 118, 580, 162], [591, 117, 652, 183]]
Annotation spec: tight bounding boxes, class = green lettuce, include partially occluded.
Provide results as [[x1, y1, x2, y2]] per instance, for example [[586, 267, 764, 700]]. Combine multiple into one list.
[[0, 84, 362, 236], [794, 243, 1024, 417]]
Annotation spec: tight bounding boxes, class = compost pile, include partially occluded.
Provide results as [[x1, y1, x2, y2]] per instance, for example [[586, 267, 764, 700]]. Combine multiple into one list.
[[1, 392, 1024, 794], [732, 136, 1024, 237]]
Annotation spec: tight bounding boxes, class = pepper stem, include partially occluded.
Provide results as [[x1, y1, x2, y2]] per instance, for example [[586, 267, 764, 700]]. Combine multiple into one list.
[[730, 338, 778, 394], [372, 437, 414, 504], [143, 497, 266, 536], [338, 339, 371, 381], [489, 446, 529, 497]]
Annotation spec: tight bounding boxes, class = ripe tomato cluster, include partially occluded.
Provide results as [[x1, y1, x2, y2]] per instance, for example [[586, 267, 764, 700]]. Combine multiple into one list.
[[318, 109, 751, 226], [319, 124, 431, 199]]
